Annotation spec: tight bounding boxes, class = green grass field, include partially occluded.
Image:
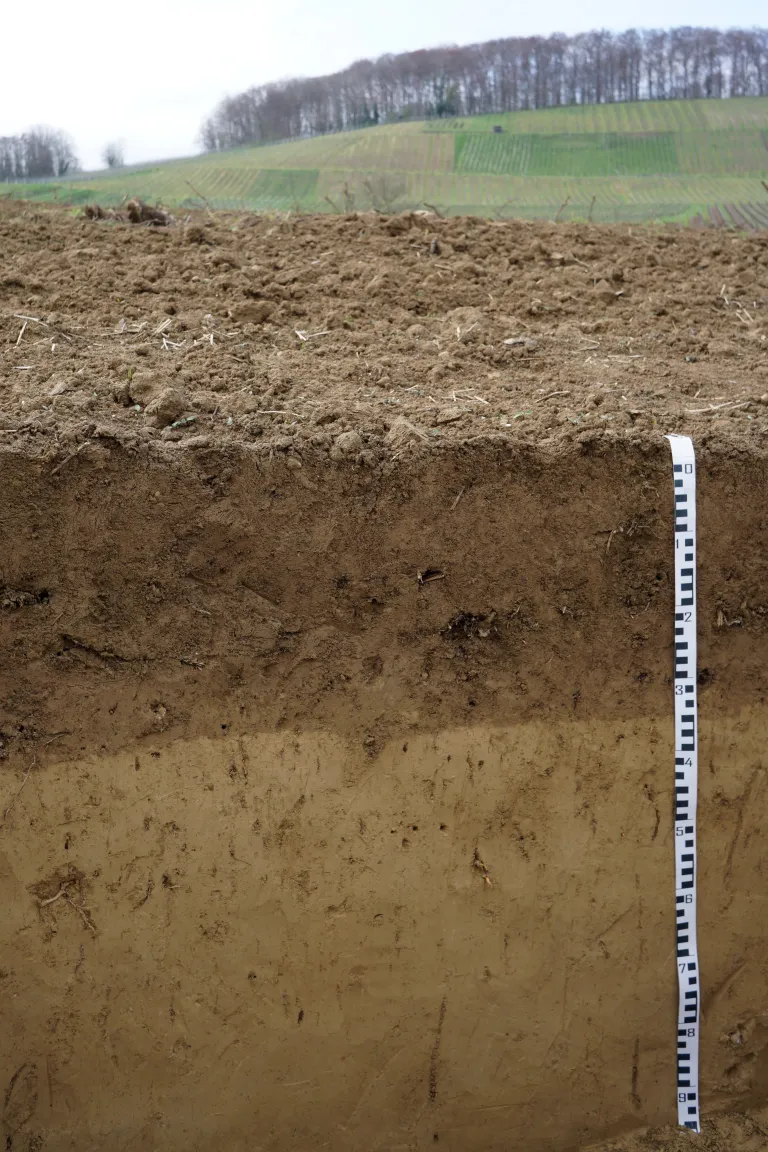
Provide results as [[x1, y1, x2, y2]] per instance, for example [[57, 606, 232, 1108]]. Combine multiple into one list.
[[5, 97, 768, 225]]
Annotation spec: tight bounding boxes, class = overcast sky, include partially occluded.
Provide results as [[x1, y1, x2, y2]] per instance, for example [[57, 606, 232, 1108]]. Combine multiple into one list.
[[2, 0, 765, 171]]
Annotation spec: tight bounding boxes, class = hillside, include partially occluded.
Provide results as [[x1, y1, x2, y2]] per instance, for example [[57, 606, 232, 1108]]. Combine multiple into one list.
[[5, 97, 768, 225]]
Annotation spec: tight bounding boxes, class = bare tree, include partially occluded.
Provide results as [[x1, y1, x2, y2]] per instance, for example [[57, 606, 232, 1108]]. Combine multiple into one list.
[[0, 126, 79, 180], [363, 174, 406, 213], [199, 26, 768, 152], [102, 142, 125, 169]]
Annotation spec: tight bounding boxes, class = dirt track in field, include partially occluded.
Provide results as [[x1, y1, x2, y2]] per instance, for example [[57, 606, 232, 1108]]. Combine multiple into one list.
[[0, 204, 767, 1152]]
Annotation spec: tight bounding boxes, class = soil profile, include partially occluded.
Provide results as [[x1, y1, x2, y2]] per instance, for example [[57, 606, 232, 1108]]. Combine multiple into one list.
[[0, 202, 767, 1151]]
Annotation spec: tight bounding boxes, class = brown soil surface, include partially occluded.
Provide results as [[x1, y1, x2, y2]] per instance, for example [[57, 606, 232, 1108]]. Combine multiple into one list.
[[1, 204, 767, 1152], [0, 201, 766, 456]]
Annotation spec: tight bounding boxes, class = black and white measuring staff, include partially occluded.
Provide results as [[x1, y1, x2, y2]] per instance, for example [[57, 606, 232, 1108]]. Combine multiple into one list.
[[666, 434, 700, 1134]]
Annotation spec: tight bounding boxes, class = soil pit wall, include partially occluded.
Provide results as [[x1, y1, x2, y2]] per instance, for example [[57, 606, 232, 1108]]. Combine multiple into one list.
[[1, 440, 767, 1151]]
